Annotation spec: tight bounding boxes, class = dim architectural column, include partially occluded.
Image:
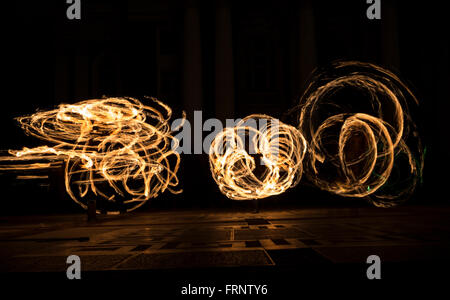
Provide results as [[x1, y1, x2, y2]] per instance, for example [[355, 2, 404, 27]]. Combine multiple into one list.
[[74, 51, 89, 99], [54, 54, 70, 103], [183, 0, 203, 121], [381, 1, 400, 69], [215, 0, 235, 121], [298, 0, 317, 90]]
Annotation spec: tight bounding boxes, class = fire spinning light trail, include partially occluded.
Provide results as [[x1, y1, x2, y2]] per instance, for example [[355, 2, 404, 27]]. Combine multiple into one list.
[[209, 114, 307, 200], [297, 61, 424, 207], [1, 97, 182, 214]]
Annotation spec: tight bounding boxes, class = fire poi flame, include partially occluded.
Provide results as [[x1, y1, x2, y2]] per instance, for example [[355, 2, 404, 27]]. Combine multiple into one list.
[[1, 97, 183, 214], [209, 114, 307, 200], [0, 62, 424, 210], [297, 61, 424, 207]]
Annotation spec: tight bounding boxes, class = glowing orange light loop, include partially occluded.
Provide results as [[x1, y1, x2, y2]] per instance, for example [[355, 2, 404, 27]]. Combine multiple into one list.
[[298, 61, 424, 207], [4, 97, 183, 214], [209, 114, 307, 200], [1, 61, 423, 210]]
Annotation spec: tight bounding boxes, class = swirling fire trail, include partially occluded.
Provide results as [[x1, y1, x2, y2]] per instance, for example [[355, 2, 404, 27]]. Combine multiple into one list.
[[209, 114, 307, 200], [297, 61, 424, 207], [1, 97, 182, 214]]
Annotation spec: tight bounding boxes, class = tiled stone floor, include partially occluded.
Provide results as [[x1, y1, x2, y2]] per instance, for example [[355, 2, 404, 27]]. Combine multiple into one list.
[[1, 205, 450, 274]]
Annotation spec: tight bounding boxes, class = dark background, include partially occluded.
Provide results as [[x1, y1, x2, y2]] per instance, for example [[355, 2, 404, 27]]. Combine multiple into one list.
[[1, 0, 448, 214]]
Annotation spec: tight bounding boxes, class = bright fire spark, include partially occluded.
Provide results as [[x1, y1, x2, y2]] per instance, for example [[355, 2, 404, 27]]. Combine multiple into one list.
[[3, 97, 183, 214], [297, 61, 424, 207], [209, 114, 307, 200]]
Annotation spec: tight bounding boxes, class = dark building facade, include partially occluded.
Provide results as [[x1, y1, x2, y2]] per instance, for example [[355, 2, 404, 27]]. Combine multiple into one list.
[[3, 0, 449, 213]]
